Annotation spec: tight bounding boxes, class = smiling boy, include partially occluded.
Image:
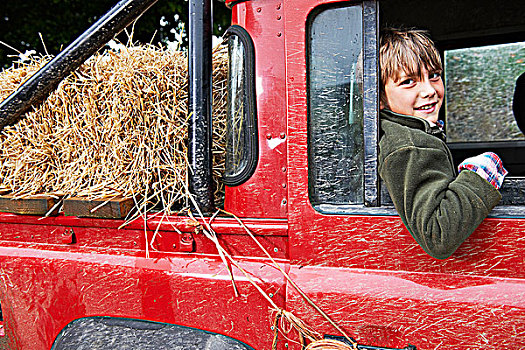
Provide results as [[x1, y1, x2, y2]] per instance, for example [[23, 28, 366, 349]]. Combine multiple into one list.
[[378, 28, 508, 259]]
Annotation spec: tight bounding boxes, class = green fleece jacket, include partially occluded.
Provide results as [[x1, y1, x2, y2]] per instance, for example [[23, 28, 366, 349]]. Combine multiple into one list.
[[378, 110, 502, 259]]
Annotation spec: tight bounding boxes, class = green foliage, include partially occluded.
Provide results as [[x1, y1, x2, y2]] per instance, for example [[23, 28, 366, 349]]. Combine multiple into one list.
[[0, 0, 231, 67]]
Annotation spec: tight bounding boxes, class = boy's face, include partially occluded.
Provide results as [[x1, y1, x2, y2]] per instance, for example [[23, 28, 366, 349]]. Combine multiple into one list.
[[382, 67, 444, 124]]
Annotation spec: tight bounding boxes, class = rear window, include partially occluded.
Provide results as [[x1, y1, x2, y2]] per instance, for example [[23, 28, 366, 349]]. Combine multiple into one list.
[[445, 40, 525, 206], [445, 41, 525, 142]]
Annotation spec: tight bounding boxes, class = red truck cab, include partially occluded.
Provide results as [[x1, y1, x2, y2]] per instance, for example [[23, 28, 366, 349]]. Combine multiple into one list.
[[1, 0, 524, 349]]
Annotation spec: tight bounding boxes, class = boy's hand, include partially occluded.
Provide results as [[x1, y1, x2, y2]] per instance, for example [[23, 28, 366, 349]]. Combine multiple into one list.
[[458, 152, 508, 190]]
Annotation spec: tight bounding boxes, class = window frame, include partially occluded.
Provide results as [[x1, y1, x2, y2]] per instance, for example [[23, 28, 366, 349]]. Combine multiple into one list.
[[362, 0, 380, 207], [306, 0, 384, 215], [306, 2, 366, 207], [223, 25, 258, 186]]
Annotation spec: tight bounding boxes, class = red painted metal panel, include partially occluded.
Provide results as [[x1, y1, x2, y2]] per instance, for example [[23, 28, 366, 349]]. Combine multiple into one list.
[[289, 213, 525, 278], [0, 224, 288, 259], [0, 245, 287, 350], [286, 265, 525, 349], [287, 267, 525, 350], [1, 1, 524, 349], [0, 211, 289, 349], [224, 0, 288, 218]]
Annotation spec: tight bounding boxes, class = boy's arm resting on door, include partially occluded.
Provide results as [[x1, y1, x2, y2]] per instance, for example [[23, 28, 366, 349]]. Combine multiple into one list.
[[379, 122, 502, 259]]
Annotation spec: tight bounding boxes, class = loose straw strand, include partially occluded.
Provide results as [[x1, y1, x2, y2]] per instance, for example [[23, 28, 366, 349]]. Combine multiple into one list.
[[219, 209, 357, 348]]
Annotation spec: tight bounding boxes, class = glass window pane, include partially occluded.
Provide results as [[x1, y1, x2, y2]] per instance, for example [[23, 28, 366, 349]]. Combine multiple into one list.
[[225, 35, 248, 179], [308, 5, 364, 206], [445, 42, 525, 142]]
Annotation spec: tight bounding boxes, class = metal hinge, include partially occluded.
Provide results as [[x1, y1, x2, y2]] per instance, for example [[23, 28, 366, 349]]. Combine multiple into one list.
[[60, 228, 75, 244]]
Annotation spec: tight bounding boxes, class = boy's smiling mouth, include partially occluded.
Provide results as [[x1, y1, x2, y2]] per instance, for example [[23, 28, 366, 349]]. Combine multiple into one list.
[[414, 102, 438, 111], [412, 100, 441, 123]]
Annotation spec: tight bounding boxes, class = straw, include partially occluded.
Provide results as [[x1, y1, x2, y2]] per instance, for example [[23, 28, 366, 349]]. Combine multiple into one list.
[[0, 43, 228, 214]]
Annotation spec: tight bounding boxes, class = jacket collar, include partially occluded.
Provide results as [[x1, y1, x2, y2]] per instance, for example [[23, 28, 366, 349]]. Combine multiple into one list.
[[380, 109, 446, 142]]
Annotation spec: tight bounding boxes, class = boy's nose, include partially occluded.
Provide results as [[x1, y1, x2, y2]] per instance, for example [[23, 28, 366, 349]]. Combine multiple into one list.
[[419, 80, 437, 98]]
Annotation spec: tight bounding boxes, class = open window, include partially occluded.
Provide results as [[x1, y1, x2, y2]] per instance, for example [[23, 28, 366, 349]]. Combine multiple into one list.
[[444, 41, 525, 206], [308, 0, 525, 214], [379, 0, 525, 211]]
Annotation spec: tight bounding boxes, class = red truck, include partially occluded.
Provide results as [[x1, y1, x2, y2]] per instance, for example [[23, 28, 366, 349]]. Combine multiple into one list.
[[0, 0, 524, 349]]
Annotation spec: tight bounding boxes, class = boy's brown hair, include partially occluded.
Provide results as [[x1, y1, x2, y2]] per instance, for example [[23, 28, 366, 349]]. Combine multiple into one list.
[[380, 28, 443, 108]]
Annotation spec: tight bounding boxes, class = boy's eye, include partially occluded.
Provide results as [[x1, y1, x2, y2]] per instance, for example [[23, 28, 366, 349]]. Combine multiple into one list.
[[400, 78, 415, 86], [430, 72, 442, 80]]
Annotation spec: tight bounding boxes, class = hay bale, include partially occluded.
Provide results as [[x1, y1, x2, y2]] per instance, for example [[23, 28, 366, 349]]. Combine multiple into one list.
[[0, 44, 228, 215]]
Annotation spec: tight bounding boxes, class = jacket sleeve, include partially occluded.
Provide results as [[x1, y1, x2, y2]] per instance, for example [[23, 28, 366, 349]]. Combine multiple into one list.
[[380, 145, 502, 259]]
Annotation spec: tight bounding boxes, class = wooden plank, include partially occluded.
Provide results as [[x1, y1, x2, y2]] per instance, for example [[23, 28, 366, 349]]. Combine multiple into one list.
[[63, 196, 134, 219], [0, 194, 61, 216]]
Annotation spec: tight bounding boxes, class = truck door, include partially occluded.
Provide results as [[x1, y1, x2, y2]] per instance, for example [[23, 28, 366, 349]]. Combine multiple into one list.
[[281, 0, 525, 348]]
